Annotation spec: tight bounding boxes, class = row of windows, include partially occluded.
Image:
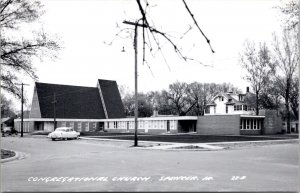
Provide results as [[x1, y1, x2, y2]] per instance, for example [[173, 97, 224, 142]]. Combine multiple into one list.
[[234, 105, 255, 111], [107, 120, 175, 130], [240, 119, 262, 130], [234, 105, 245, 111], [60, 122, 97, 131]]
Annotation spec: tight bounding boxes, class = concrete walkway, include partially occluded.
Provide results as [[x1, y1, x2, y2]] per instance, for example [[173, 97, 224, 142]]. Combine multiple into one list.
[[79, 136, 298, 151]]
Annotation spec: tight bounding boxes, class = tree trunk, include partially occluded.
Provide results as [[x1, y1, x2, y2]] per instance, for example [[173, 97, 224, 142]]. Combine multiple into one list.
[[255, 90, 259, 115], [286, 78, 291, 133]]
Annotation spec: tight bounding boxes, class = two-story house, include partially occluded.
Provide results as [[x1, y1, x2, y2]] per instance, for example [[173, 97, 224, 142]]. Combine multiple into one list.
[[205, 87, 255, 116]]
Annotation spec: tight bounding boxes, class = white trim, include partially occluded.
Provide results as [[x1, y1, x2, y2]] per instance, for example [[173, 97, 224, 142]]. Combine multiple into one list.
[[240, 115, 265, 118], [14, 116, 198, 123], [97, 82, 108, 119]]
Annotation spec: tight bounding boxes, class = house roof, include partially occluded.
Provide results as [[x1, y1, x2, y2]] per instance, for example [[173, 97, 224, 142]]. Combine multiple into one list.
[[210, 92, 248, 105], [35, 82, 106, 119], [206, 102, 216, 106], [98, 79, 125, 118]]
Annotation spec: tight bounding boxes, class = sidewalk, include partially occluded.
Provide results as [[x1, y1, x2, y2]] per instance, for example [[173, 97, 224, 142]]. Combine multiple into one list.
[[80, 136, 298, 151]]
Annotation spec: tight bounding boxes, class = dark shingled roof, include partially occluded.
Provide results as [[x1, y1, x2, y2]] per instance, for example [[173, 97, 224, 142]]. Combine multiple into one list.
[[35, 82, 107, 119], [98, 79, 126, 118]]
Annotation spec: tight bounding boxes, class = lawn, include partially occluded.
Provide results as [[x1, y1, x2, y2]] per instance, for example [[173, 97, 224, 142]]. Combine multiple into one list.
[[86, 133, 299, 143], [1, 149, 16, 159]]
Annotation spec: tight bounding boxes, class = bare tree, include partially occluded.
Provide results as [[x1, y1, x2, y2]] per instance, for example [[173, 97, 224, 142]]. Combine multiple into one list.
[[163, 81, 196, 116], [0, 0, 60, 99], [240, 41, 273, 115], [270, 30, 299, 133]]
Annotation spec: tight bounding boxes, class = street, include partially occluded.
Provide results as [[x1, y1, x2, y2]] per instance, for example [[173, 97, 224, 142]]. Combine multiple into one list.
[[1, 136, 299, 192]]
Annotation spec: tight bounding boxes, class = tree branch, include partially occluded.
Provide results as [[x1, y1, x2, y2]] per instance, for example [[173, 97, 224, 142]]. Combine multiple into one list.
[[182, 0, 215, 53]]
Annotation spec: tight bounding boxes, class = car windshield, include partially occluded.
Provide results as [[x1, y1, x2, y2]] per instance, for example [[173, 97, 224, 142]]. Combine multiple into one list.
[[55, 127, 69, 132]]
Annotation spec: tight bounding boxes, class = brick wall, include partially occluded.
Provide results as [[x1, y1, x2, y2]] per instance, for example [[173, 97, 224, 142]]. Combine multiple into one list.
[[197, 115, 240, 135], [259, 110, 282, 134], [240, 129, 261, 135]]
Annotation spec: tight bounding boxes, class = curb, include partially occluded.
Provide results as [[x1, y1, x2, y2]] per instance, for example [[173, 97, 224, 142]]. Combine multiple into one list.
[[79, 137, 224, 151], [207, 139, 299, 145], [1, 150, 19, 163], [79, 137, 176, 145], [79, 137, 298, 151]]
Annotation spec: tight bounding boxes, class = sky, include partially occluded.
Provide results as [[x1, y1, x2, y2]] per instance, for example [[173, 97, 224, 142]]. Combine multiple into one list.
[[10, 0, 284, 110]]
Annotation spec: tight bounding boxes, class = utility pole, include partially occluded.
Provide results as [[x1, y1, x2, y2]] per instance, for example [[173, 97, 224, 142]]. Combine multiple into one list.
[[123, 19, 145, 146], [52, 92, 57, 131], [16, 83, 29, 137], [134, 22, 138, 147]]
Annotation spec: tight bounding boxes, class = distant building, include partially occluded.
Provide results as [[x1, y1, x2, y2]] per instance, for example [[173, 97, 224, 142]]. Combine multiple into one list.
[[197, 87, 281, 135], [205, 87, 255, 116]]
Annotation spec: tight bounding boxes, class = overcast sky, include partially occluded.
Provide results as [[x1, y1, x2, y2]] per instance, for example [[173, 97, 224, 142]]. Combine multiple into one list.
[[13, 0, 284, 110]]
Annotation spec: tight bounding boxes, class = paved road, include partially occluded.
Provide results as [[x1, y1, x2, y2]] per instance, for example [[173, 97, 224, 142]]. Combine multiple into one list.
[[1, 136, 299, 192]]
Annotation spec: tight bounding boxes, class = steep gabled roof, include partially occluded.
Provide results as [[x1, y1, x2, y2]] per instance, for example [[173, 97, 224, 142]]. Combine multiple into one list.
[[35, 82, 107, 119], [97, 79, 125, 118]]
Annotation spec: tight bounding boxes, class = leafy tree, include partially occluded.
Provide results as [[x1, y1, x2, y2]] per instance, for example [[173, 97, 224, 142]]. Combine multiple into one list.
[[278, 0, 299, 30], [239, 41, 273, 115], [270, 30, 299, 133], [0, 95, 16, 117], [122, 93, 153, 117], [0, 0, 60, 99], [289, 76, 298, 119]]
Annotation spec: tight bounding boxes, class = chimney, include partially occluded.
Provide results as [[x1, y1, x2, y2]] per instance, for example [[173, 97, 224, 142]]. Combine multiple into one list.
[[152, 110, 158, 117], [246, 87, 249, 93]]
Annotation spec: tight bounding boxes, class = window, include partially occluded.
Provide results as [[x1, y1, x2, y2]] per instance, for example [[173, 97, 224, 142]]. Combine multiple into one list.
[[253, 120, 257, 130], [205, 107, 210, 114], [85, 122, 89, 131], [246, 120, 250, 129], [234, 105, 237, 111], [226, 106, 228, 113], [70, 122, 74, 128], [219, 96, 224, 101], [78, 122, 82, 131], [93, 122, 96, 129], [239, 95, 244, 101], [214, 106, 216, 113], [62, 122, 66, 127], [114, 122, 118, 129], [244, 105, 247, 111]]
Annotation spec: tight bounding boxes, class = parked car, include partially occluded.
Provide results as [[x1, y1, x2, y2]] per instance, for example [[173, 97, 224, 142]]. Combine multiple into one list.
[[47, 127, 80, 141], [1, 127, 18, 136]]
